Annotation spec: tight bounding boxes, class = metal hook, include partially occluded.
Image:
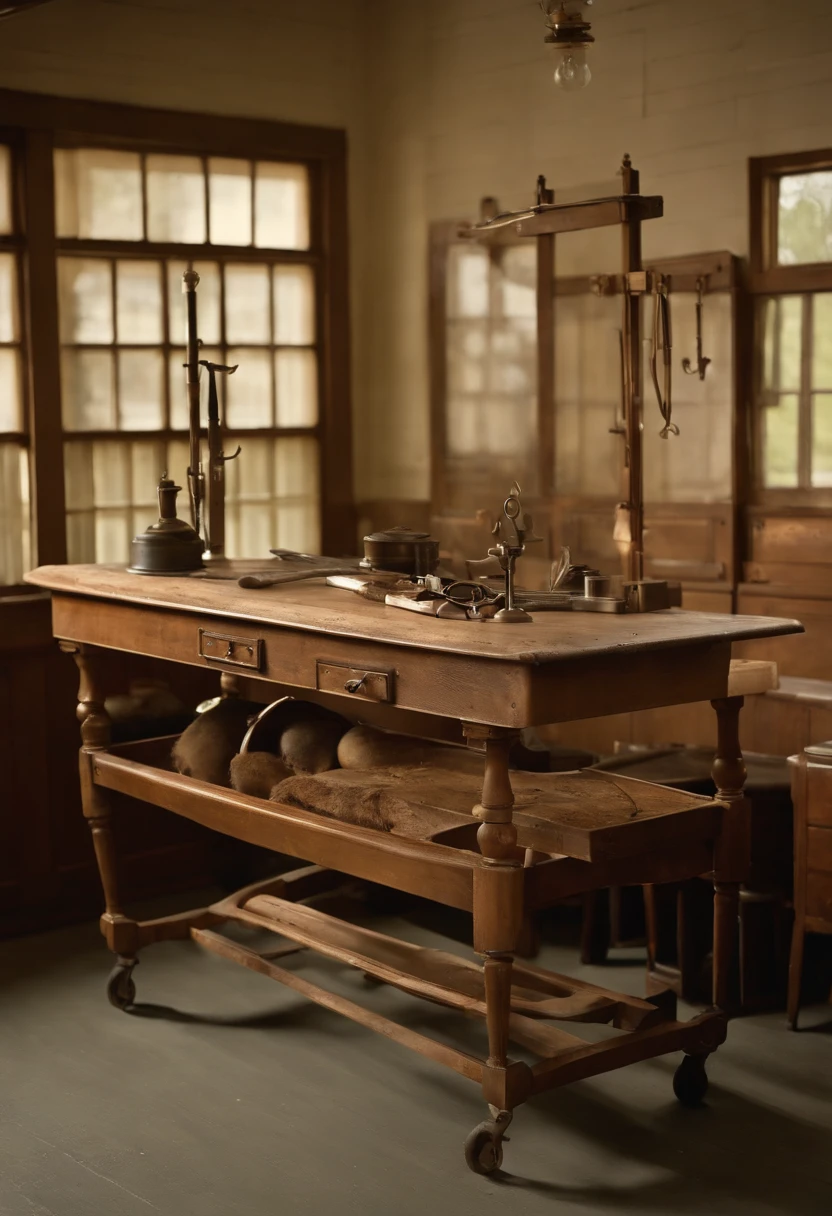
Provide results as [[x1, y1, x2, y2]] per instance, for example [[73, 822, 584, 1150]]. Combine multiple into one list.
[[650, 274, 678, 438], [681, 276, 711, 381]]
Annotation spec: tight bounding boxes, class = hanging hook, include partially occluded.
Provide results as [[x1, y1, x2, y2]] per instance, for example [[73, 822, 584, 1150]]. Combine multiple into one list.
[[650, 273, 678, 438], [682, 276, 711, 380]]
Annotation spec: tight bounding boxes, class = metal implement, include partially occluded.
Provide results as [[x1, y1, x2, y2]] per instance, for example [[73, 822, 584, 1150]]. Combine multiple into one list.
[[486, 483, 542, 624], [201, 359, 241, 558], [360, 527, 441, 579], [651, 272, 678, 438], [682, 276, 711, 381]]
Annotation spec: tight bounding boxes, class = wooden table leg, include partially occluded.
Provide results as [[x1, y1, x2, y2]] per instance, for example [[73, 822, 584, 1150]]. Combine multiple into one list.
[[61, 642, 141, 1007], [710, 695, 750, 1014], [463, 725, 530, 1175]]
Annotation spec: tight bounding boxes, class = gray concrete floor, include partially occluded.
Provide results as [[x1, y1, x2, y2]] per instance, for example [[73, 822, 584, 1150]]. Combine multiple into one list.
[[1, 894, 831, 1216]]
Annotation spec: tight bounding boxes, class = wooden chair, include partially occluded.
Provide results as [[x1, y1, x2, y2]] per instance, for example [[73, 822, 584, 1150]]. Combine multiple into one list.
[[787, 741, 832, 1029]]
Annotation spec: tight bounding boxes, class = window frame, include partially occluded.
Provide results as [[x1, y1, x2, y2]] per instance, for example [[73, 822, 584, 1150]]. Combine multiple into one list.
[[749, 148, 832, 504], [0, 87, 354, 570]]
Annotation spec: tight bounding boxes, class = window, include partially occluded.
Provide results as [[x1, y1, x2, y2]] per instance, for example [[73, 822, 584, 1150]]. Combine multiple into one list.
[[750, 150, 832, 496], [0, 144, 31, 584], [0, 92, 352, 583]]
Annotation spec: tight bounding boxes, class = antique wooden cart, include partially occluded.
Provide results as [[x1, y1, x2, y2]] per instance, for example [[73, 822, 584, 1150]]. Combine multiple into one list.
[[27, 562, 801, 1174]]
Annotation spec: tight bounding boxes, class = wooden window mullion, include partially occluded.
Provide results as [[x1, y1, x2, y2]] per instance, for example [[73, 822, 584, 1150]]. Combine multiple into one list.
[[800, 293, 814, 488]]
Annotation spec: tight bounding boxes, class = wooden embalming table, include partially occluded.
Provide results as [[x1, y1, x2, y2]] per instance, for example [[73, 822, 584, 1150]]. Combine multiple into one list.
[[27, 564, 802, 1174]]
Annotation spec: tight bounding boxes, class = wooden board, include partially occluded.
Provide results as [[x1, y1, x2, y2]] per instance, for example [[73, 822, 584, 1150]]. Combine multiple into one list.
[[26, 564, 803, 667], [271, 765, 722, 863]]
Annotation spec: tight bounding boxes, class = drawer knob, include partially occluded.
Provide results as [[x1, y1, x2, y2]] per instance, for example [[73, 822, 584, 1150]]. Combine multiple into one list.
[[345, 676, 369, 694]]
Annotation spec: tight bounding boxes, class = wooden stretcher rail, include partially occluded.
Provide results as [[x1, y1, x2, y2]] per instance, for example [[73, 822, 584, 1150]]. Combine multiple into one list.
[[91, 750, 477, 911], [192, 929, 485, 1084]]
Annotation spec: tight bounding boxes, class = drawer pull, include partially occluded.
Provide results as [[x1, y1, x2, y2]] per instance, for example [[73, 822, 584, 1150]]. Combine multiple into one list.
[[317, 661, 393, 703], [198, 629, 263, 670]]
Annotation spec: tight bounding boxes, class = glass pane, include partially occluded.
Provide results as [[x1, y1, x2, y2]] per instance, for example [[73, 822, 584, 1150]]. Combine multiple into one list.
[[0, 445, 30, 583], [778, 172, 832, 266], [95, 510, 131, 563], [273, 265, 314, 344], [275, 349, 317, 427], [812, 293, 832, 390], [254, 162, 310, 250], [0, 348, 22, 431], [275, 435, 319, 498], [58, 258, 113, 343], [224, 348, 272, 427], [61, 350, 116, 430], [497, 245, 536, 318], [118, 350, 164, 430], [763, 393, 799, 487], [224, 264, 270, 343], [208, 158, 252, 246], [275, 500, 319, 553], [228, 503, 272, 558], [448, 324, 486, 395], [168, 346, 221, 430], [54, 148, 143, 241], [226, 436, 271, 500], [0, 146, 11, 235], [447, 245, 489, 318], [64, 442, 94, 510], [813, 393, 832, 487], [166, 261, 221, 345], [116, 261, 163, 344], [146, 155, 206, 243], [66, 511, 95, 564], [92, 441, 131, 507], [761, 295, 802, 395], [0, 252, 18, 342], [554, 294, 621, 496]]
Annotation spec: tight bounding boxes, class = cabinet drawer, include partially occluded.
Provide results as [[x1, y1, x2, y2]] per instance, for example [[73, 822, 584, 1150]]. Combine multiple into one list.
[[808, 826, 832, 873], [806, 870, 832, 923]]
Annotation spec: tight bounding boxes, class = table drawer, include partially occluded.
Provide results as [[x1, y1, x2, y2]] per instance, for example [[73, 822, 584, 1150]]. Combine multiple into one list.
[[807, 826, 832, 874], [198, 628, 263, 670], [806, 870, 832, 923]]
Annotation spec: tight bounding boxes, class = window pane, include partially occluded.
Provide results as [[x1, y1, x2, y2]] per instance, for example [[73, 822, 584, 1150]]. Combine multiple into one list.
[[58, 258, 113, 343], [497, 245, 536, 318], [227, 503, 272, 558], [0, 445, 30, 583], [54, 149, 143, 241], [116, 261, 163, 344], [64, 442, 94, 510], [778, 172, 832, 266], [224, 263, 270, 343], [447, 245, 489, 318], [275, 349, 317, 426], [813, 393, 832, 487], [761, 295, 802, 395], [254, 162, 309, 250], [273, 265, 314, 344], [226, 436, 271, 500], [92, 441, 131, 507], [96, 510, 131, 563], [763, 393, 799, 487], [168, 345, 221, 430], [118, 350, 164, 430], [276, 435, 319, 497], [0, 146, 11, 235], [812, 293, 832, 390], [0, 348, 22, 431], [61, 350, 116, 430], [166, 261, 221, 345], [146, 155, 206, 243], [0, 252, 18, 343], [208, 158, 252, 246], [275, 500, 319, 553], [224, 348, 272, 427]]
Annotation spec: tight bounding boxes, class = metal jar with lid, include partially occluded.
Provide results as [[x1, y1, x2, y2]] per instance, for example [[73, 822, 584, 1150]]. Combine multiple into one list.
[[360, 526, 440, 578]]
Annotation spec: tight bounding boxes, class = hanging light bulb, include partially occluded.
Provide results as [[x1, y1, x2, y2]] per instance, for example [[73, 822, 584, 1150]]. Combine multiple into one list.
[[554, 46, 592, 91], [541, 2, 595, 92]]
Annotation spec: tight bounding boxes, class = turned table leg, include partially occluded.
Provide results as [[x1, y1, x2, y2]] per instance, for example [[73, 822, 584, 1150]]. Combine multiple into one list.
[[710, 695, 749, 1014], [61, 642, 140, 1007], [462, 725, 529, 1175]]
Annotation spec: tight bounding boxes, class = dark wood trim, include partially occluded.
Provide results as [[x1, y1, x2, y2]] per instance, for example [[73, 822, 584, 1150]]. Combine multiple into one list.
[[21, 128, 66, 565], [0, 88, 346, 162], [537, 233, 555, 498], [57, 239, 320, 263], [62, 425, 320, 444], [750, 265, 832, 295]]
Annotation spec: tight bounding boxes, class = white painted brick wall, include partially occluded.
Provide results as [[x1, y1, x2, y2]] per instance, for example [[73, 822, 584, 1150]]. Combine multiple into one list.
[[5, 0, 832, 501]]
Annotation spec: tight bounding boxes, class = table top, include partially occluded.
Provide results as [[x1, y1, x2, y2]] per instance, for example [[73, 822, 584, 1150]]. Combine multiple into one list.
[[27, 563, 804, 668]]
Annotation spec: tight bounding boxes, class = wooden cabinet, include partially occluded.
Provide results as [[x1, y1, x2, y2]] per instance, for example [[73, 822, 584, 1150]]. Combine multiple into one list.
[[787, 741, 832, 1028]]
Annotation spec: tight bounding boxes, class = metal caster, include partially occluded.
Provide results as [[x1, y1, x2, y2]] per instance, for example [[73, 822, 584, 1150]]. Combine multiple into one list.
[[106, 957, 138, 1011], [464, 1108, 512, 1175], [673, 1053, 709, 1107]]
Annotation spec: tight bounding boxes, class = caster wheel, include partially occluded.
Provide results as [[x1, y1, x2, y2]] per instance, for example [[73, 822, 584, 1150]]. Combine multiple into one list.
[[673, 1053, 709, 1107], [464, 1122, 503, 1175], [106, 958, 137, 1011]]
